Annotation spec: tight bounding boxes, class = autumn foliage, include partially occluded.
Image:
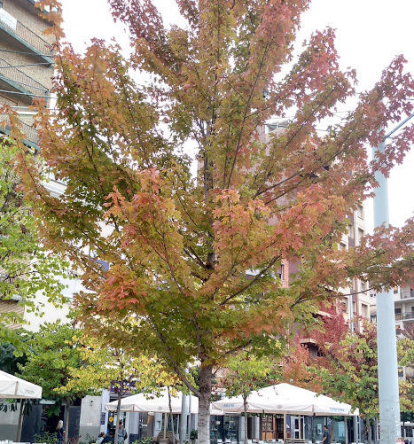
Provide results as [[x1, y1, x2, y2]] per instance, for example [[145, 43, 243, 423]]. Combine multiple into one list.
[[7, 0, 414, 442], [285, 311, 414, 443]]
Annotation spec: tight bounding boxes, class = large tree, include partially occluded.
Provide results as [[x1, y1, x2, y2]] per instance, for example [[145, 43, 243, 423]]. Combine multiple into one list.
[[9, 1, 414, 442]]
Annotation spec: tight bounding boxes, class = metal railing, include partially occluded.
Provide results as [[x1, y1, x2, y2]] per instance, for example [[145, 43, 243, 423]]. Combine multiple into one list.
[[0, 56, 48, 99], [0, 114, 39, 146], [395, 311, 414, 321], [400, 288, 414, 299], [0, 13, 53, 57]]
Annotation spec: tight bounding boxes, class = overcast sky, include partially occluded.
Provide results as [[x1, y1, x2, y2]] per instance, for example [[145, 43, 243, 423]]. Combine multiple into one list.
[[60, 0, 414, 230]]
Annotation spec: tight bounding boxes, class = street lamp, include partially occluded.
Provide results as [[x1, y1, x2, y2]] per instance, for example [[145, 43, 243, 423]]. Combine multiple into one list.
[[373, 112, 414, 444]]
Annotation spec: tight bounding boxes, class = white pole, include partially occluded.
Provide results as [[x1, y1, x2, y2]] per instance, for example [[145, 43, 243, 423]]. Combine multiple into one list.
[[180, 394, 189, 443], [373, 140, 401, 444]]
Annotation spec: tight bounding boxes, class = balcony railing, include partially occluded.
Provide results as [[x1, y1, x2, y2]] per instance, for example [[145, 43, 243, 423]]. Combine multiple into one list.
[[0, 114, 39, 148], [0, 11, 53, 58], [395, 312, 414, 321], [400, 289, 414, 300], [0, 56, 48, 101]]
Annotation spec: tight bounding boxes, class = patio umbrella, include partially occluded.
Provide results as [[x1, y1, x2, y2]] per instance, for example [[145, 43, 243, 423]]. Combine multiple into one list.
[[212, 383, 358, 416], [0, 370, 42, 399], [105, 387, 224, 415]]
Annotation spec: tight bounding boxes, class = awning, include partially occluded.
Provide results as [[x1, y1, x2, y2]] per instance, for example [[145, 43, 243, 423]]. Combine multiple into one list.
[[212, 383, 358, 417], [0, 370, 42, 399], [105, 388, 224, 415]]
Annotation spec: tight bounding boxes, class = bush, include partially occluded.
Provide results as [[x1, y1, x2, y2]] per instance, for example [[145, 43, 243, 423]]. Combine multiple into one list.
[[132, 439, 153, 444], [33, 431, 58, 444]]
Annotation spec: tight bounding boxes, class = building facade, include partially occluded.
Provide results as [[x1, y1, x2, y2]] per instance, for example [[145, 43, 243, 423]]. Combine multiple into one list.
[[0, 0, 54, 148]]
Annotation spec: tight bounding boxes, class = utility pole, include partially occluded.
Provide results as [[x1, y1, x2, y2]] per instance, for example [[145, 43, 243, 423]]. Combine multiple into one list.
[[373, 113, 414, 444]]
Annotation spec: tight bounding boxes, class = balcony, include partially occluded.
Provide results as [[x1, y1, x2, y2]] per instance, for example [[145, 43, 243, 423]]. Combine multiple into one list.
[[0, 114, 39, 151], [395, 311, 414, 322], [0, 9, 53, 65], [0, 56, 49, 104]]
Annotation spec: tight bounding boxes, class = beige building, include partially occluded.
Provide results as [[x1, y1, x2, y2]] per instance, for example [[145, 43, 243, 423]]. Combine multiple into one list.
[[342, 204, 372, 331], [0, 0, 54, 149]]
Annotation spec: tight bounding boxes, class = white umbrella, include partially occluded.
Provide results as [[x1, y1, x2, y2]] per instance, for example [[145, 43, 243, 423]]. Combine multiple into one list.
[[0, 370, 42, 399], [105, 388, 224, 415], [213, 383, 358, 417]]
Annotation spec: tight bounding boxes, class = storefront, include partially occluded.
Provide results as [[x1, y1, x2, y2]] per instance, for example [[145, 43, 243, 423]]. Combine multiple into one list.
[[211, 415, 240, 442]]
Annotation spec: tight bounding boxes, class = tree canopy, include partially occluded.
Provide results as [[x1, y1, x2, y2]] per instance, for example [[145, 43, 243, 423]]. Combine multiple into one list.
[[18, 322, 105, 443], [8, 1, 414, 442]]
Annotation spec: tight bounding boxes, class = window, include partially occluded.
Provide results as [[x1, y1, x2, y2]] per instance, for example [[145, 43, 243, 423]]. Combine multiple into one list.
[[395, 308, 402, 315], [278, 264, 285, 280], [358, 228, 364, 243], [361, 303, 368, 319], [357, 205, 364, 219], [360, 281, 366, 292], [394, 288, 399, 294]]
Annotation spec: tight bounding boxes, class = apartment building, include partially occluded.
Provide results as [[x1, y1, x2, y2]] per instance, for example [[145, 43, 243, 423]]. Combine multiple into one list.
[[393, 285, 414, 330], [0, 0, 53, 148], [342, 205, 372, 331], [370, 285, 414, 331]]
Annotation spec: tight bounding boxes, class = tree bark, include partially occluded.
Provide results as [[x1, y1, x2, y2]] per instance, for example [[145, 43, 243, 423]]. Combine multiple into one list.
[[16, 399, 24, 442], [243, 395, 248, 444], [64, 399, 70, 444], [114, 386, 123, 444], [168, 386, 176, 444], [198, 366, 213, 444]]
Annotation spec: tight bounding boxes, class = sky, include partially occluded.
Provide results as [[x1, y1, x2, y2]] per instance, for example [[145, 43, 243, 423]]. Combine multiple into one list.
[[60, 0, 414, 230]]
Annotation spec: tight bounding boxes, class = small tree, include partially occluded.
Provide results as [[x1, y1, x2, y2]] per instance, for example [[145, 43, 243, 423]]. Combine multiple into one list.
[[217, 352, 281, 444], [67, 338, 178, 444], [19, 322, 106, 444]]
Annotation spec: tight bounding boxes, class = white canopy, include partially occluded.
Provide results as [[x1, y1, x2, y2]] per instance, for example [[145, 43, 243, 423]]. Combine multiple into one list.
[[0, 370, 42, 399], [212, 383, 358, 417], [105, 388, 224, 415]]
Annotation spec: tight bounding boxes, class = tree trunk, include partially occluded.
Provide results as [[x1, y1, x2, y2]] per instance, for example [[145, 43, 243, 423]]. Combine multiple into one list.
[[114, 387, 123, 444], [16, 399, 24, 442], [198, 366, 213, 444], [64, 399, 70, 444], [243, 395, 248, 444], [168, 386, 176, 444], [366, 416, 372, 444]]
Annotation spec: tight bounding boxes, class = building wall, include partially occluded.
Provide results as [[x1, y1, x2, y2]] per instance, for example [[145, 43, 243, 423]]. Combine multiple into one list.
[[0, 400, 20, 440], [79, 395, 103, 441]]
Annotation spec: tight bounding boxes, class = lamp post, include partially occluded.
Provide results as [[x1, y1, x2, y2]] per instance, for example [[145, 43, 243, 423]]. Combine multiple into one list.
[[373, 113, 414, 444]]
